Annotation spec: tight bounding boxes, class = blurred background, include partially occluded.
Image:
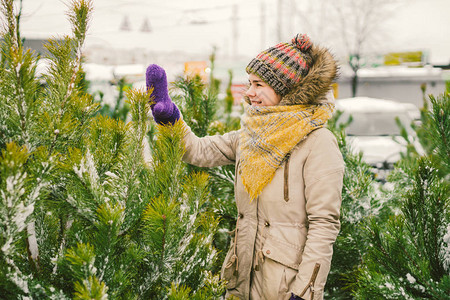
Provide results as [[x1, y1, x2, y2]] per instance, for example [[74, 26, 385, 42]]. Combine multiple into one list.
[[15, 0, 450, 107]]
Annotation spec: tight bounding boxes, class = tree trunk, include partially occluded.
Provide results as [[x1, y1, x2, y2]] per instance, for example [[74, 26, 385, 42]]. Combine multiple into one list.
[[351, 72, 358, 97]]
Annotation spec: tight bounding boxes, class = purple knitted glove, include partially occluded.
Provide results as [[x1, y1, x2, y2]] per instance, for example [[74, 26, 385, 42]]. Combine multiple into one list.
[[146, 64, 180, 125], [290, 293, 304, 300]]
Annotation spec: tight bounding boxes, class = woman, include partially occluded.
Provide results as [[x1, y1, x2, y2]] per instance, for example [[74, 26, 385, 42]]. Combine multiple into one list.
[[146, 33, 344, 300]]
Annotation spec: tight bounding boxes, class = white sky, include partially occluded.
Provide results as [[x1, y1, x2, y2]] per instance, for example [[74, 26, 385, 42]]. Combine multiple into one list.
[[13, 0, 450, 64]]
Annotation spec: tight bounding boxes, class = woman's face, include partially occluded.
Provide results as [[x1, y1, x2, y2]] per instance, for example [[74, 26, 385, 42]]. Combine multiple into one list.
[[246, 74, 282, 106]]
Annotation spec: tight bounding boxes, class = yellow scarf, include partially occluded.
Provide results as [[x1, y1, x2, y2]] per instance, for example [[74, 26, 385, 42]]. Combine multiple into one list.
[[239, 102, 334, 200]]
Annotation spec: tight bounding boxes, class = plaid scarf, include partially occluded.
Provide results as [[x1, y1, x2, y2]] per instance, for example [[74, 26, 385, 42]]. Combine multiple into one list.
[[239, 102, 334, 201]]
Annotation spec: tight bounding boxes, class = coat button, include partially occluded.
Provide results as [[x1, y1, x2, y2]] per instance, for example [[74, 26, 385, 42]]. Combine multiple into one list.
[[264, 221, 270, 226], [239, 213, 243, 219], [266, 250, 271, 255]]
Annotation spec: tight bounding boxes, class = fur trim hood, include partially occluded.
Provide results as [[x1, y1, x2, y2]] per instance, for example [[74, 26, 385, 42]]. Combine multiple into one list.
[[279, 45, 338, 105]]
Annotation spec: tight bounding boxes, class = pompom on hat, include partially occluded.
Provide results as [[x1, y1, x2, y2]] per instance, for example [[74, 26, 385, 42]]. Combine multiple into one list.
[[291, 33, 312, 51]]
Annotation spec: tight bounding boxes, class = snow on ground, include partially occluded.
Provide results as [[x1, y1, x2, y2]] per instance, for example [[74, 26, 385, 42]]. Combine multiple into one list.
[[336, 97, 416, 113], [357, 66, 445, 78]]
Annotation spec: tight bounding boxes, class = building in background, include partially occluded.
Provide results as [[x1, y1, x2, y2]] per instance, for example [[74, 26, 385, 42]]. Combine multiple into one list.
[[336, 51, 449, 107]]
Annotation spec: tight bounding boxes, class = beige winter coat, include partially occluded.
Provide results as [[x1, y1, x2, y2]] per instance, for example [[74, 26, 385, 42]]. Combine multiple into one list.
[[182, 43, 344, 300], [182, 123, 343, 300]]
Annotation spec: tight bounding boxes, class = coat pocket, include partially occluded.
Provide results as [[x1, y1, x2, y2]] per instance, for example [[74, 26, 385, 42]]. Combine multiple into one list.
[[262, 234, 301, 270], [220, 242, 238, 289]]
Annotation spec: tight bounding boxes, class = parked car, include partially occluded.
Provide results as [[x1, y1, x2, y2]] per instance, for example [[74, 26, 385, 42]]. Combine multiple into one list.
[[335, 97, 424, 180]]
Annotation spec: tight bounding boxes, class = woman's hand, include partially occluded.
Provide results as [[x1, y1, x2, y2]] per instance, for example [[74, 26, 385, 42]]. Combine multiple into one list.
[[146, 64, 180, 125]]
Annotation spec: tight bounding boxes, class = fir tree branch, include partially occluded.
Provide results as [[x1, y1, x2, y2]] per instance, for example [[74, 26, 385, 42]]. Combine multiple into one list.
[[52, 218, 73, 274], [14, 0, 22, 44], [0, 0, 44, 264], [161, 214, 167, 264], [25, 222, 40, 271], [1, 0, 31, 148], [45, 0, 93, 157], [64, 0, 92, 101], [431, 96, 450, 166], [1, 0, 19, 50]]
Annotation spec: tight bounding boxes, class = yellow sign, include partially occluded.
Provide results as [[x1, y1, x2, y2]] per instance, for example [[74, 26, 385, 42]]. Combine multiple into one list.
[[331, 83, 338, 99], [384, 51, 423, 66]]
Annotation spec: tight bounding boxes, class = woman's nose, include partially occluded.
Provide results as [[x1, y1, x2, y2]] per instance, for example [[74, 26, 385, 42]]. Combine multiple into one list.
[[246, 85, 255, 97]]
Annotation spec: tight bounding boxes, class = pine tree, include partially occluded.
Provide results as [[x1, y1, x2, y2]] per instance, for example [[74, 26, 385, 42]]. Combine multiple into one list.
[[352, 94, 450, 299], [325, 93, 450, 299], [172, 74, 217, 139], [168, 57, 244, 274], [422, 94, 450, 174], [208, 69, 242, 134], [96, 77, 131, 122], [0, 1, 225, 298], [325, 111, 386, 299], [354, 158, 449, 299]]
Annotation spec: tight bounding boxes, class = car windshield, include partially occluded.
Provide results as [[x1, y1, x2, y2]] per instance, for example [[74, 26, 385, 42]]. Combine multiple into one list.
[[343, 112, 411, 136]]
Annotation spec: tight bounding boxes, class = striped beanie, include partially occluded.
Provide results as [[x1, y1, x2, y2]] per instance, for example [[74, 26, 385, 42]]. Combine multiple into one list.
[[246, 33, 314, 96]]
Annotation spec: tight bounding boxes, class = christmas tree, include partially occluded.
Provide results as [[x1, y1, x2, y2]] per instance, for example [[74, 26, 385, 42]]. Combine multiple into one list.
[[0, 0, 224, 298], [351, 93, 450, 299], [168, 59, 242, 275], [324, 111, 384, 299], [324, 92, 450, 299]]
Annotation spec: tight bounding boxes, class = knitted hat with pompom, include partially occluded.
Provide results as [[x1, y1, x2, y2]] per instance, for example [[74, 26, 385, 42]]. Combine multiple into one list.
[[246, 33, 314, 97]]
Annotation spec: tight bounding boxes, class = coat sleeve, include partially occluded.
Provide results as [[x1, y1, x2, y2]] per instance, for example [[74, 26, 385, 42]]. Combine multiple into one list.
[[291, 129, 344, 300], [181, 121, 239, 167]]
